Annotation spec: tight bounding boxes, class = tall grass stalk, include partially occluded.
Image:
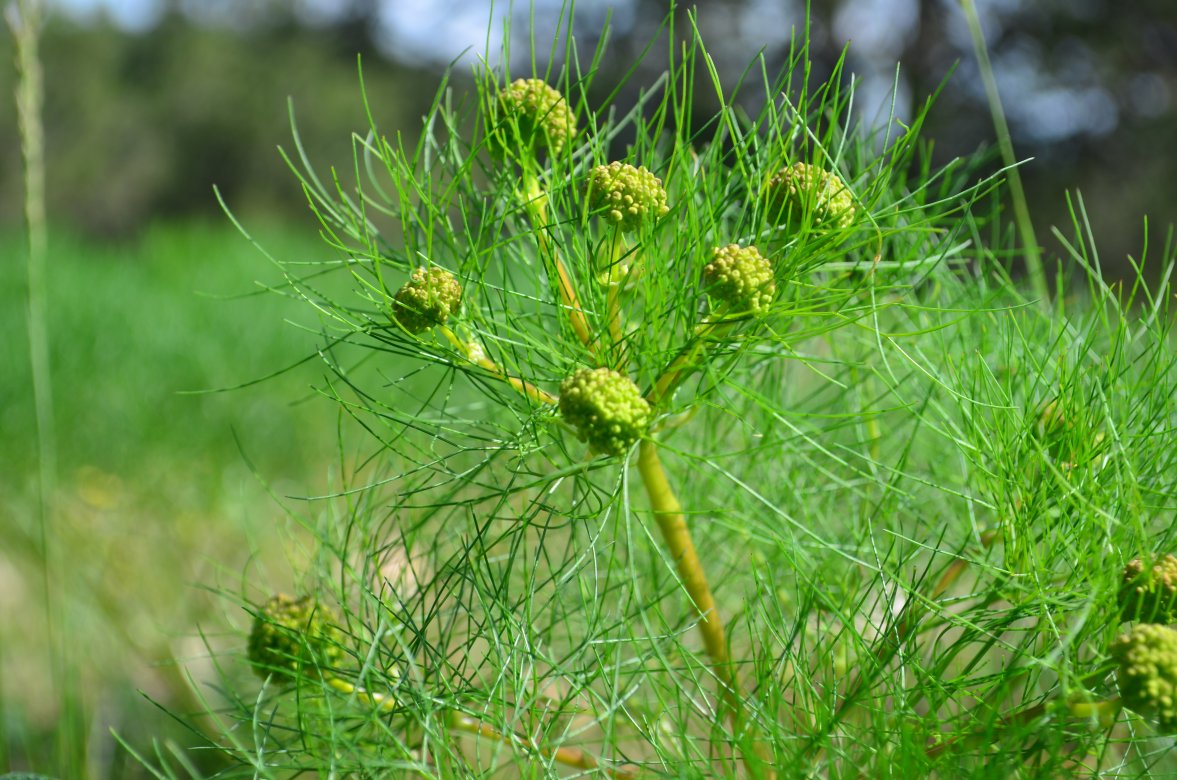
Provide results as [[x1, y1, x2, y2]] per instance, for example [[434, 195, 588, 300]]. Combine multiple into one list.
[[9, 0, 53, 546], [957, 0, 1048, 305], [7, 2, 75, 775]]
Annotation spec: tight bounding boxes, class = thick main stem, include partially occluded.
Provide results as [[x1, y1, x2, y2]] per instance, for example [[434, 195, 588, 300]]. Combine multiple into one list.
[[638, 440, 774, 778], [637, 440, 746, 723]]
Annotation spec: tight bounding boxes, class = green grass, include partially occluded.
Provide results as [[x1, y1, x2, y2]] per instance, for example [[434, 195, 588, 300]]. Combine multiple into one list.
[[0, 220, 338, 778]]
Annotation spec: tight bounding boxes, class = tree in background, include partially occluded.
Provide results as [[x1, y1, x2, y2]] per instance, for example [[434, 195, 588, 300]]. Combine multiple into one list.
[[0, 0, 1172, 269]]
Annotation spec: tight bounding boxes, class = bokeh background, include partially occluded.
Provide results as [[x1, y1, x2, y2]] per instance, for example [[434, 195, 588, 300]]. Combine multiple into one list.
[[4, 0, 1174, 255], [2, 0, 1174, 776]]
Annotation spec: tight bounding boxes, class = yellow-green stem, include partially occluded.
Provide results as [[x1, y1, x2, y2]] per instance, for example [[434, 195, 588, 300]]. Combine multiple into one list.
[[521, 171, 594, 350], [602, 231, 629, 369], [606, 284, 625, 368], [638, 439, 773, 779], [637, 441, 733, 687], [325, 677, 635, 777], [648, 321, 727, 406], [440, 326, 557, 406], [1067, 697, 1122, 728]]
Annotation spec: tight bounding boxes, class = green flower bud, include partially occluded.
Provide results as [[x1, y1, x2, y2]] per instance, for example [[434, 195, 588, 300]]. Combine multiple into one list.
[[392, 266, 462, 334], [702, 244, 776, 316], [1036, 398, 1069, 439], [764, 162, 855, 230], [559, 367, 651, 457], [587, 162, 670, 234], [1033, 397, 1107, 468], [495, 78, 577, 156], [1121, 555, 1177, 624], [1112, 623, 1177, 732], [248, 594, 345, 681]]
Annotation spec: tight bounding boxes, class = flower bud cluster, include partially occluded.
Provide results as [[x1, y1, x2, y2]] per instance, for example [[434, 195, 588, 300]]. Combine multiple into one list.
[[764, 162, 855, 230], [559, 367, 651, 456], [702, 244, 776, 316], [1121, 555, 1177, 625], [496, 78, 577, 155], [587, 162, 670, 234], [1112, 623, 1177, 732], [393, 266, 463, 334], [248, 594, 345, 681]]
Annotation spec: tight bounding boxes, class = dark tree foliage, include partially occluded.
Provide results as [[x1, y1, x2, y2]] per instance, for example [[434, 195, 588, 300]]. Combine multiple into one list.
[[0, 6, 438, 235], [1, 0, 1173, 270]]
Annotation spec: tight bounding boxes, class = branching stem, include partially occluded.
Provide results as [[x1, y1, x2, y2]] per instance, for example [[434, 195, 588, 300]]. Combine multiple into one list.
[[648, 320, 734, 406], [325, 677, 636, 777], [440, 326, 558, 406], [521, 169, 595, 351]]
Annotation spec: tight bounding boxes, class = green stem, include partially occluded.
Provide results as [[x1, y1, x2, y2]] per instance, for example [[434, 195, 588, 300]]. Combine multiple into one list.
[[606, 283, 625, 367], [603, 230, 628, 369], [958, 0, 1048, 306], [439, 326, 557, 406], [11, 2, 72, 773], [520, 168, 595, 351], [637, 440, 734, 693], [324, 677, 636, 777], [637, 439, 771, 778]]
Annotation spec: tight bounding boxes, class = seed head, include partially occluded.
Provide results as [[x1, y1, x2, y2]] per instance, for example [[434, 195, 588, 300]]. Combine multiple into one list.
[[495, 78, 577, 156], [587, 162, 670, 234], [1120, 555, 1177, 624], [702, 244, 776, 316], [559, 367, 651, 457], [392, 266, 462, 334], [764, 162, 855, 230], [248, 594, 345, 681], [1112, 623, 1177, 732]]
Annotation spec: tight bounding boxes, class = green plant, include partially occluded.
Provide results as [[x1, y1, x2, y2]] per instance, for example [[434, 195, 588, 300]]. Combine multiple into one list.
[[141, 6, 1177, 779]]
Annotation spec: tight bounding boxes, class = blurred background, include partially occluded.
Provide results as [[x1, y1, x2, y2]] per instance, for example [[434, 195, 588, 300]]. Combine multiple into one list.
[[3, 0, 1174, 255], [1, 0, 1174, 777]]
